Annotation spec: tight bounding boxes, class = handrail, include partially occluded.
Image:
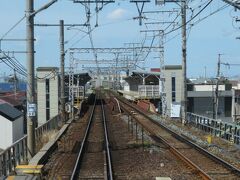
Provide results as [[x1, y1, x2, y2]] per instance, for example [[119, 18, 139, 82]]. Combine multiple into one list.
[[187, 112, 240, 144], [0, 114, 61, 178]]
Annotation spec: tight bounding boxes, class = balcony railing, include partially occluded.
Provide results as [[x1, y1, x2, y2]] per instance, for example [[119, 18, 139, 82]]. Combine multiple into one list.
[[138, 85, 160, 98]]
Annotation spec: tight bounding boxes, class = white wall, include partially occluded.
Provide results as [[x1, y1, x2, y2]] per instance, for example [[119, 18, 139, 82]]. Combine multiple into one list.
[[164, 69, 183, 116], [49, 76, 59, 118], [232, 83, 240, 90], [0, 116, 12, 149], [37, 69, 59, 125], [194, 85, 225, 91], [124, 83, 130, 91], [12, 116, 24, 143], [37, 78, 46, 125]]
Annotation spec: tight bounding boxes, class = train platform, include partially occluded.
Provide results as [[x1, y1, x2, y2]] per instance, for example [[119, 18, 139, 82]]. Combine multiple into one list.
[[117, 90, 160, 101], [117, 90, 140, 101]]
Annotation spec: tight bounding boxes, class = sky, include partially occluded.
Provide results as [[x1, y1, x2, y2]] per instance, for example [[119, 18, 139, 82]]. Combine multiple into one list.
[[0, 0, 240, 79]]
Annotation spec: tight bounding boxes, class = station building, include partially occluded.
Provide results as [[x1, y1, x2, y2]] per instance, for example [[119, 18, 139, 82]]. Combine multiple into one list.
[[37, 67, 59, 125], [118, 65, 183, 117], [37, 67, 91, 125], [187, 79, 240, 123]]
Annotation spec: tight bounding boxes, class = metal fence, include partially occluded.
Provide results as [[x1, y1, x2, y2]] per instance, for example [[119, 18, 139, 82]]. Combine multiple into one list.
[[187, 112, 240, 145], [0, 114, 61, 177], [138, 85, 160, 98]]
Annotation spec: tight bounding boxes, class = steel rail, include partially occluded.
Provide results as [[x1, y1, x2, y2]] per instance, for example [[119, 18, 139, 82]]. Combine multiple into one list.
[[70, 94, 114, 180], [101, 98, 114, 180], [70, 95, 97, 180], [119, 103, 211, 180], [114, 93, 240, 178]]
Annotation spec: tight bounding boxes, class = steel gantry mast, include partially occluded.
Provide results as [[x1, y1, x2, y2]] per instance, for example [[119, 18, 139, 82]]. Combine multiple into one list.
[[142, 7, 179, 116], [69, 46, 162, 90], [69, 52, 75, 118], [159, 31, 167, 116], [155, 0, 187, 122]]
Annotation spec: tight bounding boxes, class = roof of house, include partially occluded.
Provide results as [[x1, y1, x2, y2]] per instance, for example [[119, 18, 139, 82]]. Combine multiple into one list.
[[163, 65, 182, 70], [132, 71, 160, 76], [0, 103, 23, 121], [0, 92, 26, 107], [36, 67, 59, 71]]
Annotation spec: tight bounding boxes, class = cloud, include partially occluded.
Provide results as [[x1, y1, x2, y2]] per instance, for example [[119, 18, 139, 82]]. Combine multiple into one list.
[[107, 8, 127, 20]]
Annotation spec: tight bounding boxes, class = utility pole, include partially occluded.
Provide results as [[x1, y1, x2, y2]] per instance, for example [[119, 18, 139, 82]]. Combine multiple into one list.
[[14, 68, 17, 99], [60, 20, 66, 123], [26, 0, 58, 160], [214, 54, 221, 120], [181, 0, 187, 124], [204, 66, 207, 80], [26, 0, 36, 158]]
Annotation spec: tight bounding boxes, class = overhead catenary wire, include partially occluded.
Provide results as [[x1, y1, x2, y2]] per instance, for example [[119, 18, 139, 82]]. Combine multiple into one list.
[[0, 15, 26, 41], [0, 0, 229, 77], [164, 3, 229, 45], [165, 0, 214, 35], [132, 0, 230, 68]]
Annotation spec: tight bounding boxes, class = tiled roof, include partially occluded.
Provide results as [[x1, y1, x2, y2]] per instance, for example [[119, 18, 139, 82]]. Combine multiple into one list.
[[0, 103, 23, 121], [0, 92, 25, 106]]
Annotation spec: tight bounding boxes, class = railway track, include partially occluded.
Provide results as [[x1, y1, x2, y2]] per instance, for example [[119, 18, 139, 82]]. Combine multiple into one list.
[[112, 91, 240, 180], [45, 91, 200, 179], [44, 90, 238, 179], [70, 94, 113, 180], [43, 96, 94, 179], [104, 92, 200, 179]]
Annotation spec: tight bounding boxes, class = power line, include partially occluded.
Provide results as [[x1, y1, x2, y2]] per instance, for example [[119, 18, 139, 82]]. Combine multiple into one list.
[[0, 51, 27, 77]]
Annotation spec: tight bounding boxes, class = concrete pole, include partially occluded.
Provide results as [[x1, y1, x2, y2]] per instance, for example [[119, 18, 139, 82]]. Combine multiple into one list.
[[181, 0, 187, 124], [14, 69, 17, 99], [26, 0, 36, 158], [60, 20, 66, 123], [214, 54, 221, 120], [142, 74, 145, 85], [232, 88, 235, 122]]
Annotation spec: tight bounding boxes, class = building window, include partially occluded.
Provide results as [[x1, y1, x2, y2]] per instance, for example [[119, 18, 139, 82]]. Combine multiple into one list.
[[46, 109, 50, 121], [171, 77, 176, 102], [172, 92, 176, 102], [46, 79, 50, 120], [172, 77, 176, 92], [46, 94, 50, 102], [46, 99, 50, 109], [46, 79, 50, 93]]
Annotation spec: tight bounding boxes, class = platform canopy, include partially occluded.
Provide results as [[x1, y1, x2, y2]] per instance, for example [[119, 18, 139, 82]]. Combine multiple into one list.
[[125, 71, 160, 86], [65, 73, 91, 86]]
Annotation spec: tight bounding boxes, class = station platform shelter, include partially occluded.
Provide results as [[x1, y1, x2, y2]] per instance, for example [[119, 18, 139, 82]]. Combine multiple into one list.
[[118, 71, 161, 113]]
